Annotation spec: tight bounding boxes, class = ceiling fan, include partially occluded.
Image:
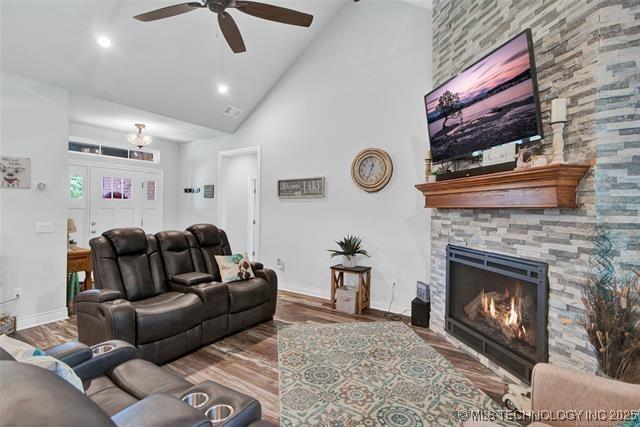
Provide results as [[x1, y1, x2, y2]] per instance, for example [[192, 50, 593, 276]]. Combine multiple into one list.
[[133, 1, 314, 54]]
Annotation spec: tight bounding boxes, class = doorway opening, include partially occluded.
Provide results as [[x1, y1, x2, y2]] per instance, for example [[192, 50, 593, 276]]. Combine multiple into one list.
[[218, 146, 261, 260]]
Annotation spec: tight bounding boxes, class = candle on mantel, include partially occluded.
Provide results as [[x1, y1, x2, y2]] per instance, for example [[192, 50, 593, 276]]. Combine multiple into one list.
[[551, 98, 567, 123]]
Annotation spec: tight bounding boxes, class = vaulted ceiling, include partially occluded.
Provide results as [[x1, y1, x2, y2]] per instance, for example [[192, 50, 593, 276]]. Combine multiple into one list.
[[0, 0, 347, 134]]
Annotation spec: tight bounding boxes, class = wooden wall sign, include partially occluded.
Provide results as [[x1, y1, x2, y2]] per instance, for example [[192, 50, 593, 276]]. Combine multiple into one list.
[[278, 177, 325, 199]]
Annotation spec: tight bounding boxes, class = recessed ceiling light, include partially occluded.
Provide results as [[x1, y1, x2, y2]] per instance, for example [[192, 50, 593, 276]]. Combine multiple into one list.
[[97, 36, 112, 48], [217, 84, 229, 94]]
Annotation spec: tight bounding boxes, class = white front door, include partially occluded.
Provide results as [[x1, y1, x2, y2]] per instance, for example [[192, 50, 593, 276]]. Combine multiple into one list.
[[88, 167, 162, 241]]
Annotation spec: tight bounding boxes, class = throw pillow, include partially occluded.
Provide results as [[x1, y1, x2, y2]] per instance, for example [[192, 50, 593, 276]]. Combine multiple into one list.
[[0, 334, 84, 392], [215, 253, 255, 283]]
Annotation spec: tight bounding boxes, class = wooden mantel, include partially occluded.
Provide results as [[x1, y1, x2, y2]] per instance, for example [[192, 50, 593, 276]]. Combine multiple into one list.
[[415, 163, 591, 209]]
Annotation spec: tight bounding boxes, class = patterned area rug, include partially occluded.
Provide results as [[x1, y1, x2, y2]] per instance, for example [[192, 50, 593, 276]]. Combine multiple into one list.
[[278, 321, 507, 426]]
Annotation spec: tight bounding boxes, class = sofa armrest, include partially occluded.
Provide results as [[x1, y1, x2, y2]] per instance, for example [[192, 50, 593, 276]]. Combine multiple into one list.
[[76, 289, 122, 303], [45, 341, 93, 367], [76, 295, 136, 347], [170, 282, 228, 313], [73, 340, 138, 382], [254, 268, 278, 317], [171, 272, 215, 286], [112, 394, 210, 427], [250, 262, 264, 272], [531, 363, 640, 418]]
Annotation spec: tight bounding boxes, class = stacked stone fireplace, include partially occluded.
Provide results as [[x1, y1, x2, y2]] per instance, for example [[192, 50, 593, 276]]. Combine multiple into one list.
[[445, 245, 548, 382], [429, 0, 639, 381]]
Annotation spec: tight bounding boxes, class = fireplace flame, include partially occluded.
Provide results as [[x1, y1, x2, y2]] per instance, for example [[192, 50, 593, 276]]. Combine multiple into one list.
[[468, 288, 533, 347], [507, 297, 518, 326], [481, 293, 525, 335]]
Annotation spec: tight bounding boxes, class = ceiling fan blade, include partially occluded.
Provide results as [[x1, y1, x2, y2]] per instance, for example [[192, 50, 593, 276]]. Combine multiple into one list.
[[134, 2, 203, 22], [234, 1, 313, 27], [218, 12, 246, 53]]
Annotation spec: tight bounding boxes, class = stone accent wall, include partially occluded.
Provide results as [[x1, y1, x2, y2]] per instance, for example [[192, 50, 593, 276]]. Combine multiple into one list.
[[430, 0, 639, 375]]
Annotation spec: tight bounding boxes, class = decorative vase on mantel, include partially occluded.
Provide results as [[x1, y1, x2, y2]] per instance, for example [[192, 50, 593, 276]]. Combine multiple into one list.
[[343, 255, 357, 268]]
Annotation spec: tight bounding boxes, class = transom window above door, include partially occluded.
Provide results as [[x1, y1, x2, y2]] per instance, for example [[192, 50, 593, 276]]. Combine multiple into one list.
[[69, 141, 158, 163]]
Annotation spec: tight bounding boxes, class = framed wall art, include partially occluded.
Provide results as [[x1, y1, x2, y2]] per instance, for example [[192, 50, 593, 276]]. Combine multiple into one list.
[[0, 155, 31, 189]]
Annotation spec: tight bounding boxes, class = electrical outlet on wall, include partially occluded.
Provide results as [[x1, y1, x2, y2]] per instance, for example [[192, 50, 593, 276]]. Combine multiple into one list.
[[276, 258, 284, 270], [392, 278, 398, 287], [13, 288, 21, 299]]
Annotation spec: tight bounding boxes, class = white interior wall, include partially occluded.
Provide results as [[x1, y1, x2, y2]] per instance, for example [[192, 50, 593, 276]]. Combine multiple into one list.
[[179, 1, 433, 312], [0, 73, 70, 328], [221, 153, 258, 255], [68, 122, 181, 230]]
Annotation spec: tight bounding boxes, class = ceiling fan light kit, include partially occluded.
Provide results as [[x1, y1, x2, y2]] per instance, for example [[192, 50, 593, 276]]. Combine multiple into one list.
[[133, 0, 314, 54]]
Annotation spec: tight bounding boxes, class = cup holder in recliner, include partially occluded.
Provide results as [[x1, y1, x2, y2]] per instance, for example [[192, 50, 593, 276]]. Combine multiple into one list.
[[181, 392, 209, 409], [205, 404, 234, 424], [91, 344, 115, 356]]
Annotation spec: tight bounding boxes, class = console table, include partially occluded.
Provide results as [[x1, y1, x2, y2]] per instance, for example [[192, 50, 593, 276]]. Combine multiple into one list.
[[67, 248, 93, 290], [330, 264, 371, 314]]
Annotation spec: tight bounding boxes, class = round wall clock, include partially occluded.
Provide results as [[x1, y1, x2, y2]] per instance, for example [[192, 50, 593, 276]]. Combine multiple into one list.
[[351, 148, 393, 192]]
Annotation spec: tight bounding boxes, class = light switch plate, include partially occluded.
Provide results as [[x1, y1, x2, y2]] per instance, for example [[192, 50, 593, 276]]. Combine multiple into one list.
[[35, 221, 55, 234]]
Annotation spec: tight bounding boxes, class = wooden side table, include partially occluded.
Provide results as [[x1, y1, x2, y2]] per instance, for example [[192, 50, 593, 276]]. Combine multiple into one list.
[[67, 247, 93, 291], [330, 264, 371, 314]]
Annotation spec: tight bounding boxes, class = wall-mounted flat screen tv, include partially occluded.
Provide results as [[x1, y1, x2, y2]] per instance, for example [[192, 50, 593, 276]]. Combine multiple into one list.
[[425, 29, 543, 163]]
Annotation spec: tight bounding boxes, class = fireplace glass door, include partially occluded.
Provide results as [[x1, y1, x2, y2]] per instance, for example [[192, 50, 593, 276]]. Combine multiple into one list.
[[450, 262, 538, 361]]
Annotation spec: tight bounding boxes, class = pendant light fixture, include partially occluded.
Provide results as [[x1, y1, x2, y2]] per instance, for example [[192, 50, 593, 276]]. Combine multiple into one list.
[[127, 123, 153, 149]]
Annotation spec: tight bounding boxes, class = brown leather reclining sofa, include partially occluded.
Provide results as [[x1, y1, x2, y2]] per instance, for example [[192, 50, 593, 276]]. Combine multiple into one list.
[[0, 339, 273, 427], [75, 224, 277, 364]]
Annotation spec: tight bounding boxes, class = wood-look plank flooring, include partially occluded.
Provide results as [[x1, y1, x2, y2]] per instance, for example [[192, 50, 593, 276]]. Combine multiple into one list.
[[11, 291, 508, 424]]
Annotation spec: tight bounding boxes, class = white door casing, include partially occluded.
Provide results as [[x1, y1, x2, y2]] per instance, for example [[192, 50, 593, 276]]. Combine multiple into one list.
[[247, 175, 257, 260]]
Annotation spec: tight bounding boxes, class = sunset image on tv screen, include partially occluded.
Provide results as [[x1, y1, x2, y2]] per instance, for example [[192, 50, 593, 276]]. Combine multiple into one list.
[[425, 32, 540, 163]]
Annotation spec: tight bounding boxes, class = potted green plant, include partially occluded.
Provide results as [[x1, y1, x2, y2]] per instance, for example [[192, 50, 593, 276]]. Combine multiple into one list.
[[428, 169, 438, 183], [327, 235, 369, 268], [68, 239, 77, 251]]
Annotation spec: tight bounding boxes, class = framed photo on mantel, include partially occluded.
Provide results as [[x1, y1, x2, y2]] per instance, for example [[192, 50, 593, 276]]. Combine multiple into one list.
[[278, 177, 325, 199]]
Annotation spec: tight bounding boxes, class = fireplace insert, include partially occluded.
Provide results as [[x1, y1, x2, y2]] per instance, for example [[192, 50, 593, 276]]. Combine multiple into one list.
[[445, 245, 548, 382]]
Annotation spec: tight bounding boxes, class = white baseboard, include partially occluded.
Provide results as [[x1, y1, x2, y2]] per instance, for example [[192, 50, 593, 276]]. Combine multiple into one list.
[[280, 281, 330, 300], [17, 307, 68, 331], [280, 282, 411, 316], [370, 298, 411, 316]]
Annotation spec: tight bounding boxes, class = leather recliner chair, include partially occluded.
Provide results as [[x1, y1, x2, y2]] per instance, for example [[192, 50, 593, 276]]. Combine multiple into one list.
[[76, 224, 277, 364], [186, 224, 278, 334], [155, 229, 230, 345], [0, 339, 269, 427], [77, 228, 204, 363]]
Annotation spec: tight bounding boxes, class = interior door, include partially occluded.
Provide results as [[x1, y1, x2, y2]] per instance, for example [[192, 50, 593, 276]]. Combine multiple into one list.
[[89, 167, 140, 240]]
